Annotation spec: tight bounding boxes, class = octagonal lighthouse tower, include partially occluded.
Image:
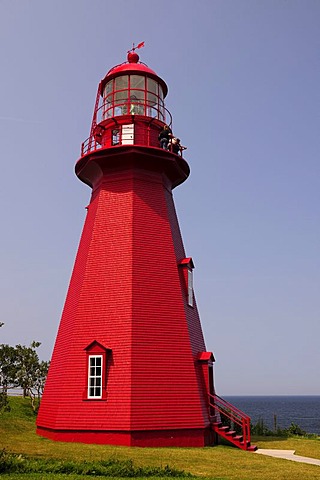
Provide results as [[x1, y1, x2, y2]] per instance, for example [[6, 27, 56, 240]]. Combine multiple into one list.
[[37, 49, 216, 447]]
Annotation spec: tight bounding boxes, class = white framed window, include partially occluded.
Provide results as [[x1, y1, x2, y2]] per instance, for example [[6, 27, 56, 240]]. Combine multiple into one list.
[[112, 129, 120, 145], [178, 257, 195, 308], [188, 268, 193, 307], [88, 355, 103, 398]]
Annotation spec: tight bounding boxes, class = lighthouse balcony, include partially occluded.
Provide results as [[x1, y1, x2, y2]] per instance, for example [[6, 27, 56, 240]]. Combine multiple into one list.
[[81, 103, 176, 158]]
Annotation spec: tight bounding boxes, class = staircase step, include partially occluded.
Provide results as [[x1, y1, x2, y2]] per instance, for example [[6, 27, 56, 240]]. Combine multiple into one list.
[[247, 444, 258, 452], [217, 425, 230, 432], [225, 430, 236, 436], [239, 440, 258, 451], [212, 422, 222, 428], [233, 435, 243, 442]]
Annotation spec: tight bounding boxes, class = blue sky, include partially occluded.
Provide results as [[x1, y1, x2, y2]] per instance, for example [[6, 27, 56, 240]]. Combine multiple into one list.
[[0, 0, 319, 395]]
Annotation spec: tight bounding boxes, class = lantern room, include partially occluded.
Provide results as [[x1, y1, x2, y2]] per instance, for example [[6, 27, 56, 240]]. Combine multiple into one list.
[[82, 50, 172, 156]]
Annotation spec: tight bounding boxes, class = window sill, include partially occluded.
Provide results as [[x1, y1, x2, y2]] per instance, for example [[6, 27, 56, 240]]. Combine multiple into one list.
[[82, 398, 108, 402]]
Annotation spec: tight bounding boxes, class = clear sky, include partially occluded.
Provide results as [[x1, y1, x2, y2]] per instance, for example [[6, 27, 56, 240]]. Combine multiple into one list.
[[0, 0, 319, 395]]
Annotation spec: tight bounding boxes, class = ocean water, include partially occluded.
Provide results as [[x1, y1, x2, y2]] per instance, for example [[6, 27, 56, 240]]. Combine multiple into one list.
[[224, 396, 320, 435]]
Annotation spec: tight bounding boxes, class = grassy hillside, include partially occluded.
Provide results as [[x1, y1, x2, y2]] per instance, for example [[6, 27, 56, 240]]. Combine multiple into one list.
[[0, 396, 319, 480]]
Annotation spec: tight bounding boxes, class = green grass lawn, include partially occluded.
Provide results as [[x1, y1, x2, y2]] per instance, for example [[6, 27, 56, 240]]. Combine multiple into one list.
[[1, 396, 320, 480]]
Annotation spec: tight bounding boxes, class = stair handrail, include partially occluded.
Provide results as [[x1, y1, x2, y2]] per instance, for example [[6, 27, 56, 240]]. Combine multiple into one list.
[[209, 393, 251, 445]]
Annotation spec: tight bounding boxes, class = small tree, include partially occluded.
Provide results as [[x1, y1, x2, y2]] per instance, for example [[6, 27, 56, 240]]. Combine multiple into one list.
[[0, 341, 49, 413], [33, 359, 50, 400], [15, 342, 49, 412], [0, 344, 18, 411], [0, 345, 18, 394]]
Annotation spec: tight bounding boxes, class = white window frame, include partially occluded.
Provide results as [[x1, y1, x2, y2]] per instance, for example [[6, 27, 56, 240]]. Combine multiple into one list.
[[187, 268, 194, 307], [88, 355, 103, 399]]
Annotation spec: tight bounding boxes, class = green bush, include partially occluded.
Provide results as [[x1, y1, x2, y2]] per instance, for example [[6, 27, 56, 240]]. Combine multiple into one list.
[[0, 449, 192, 477], [250, 418, 314, 438], [286, 422, 307, 436], [250, 417, 275, 436]]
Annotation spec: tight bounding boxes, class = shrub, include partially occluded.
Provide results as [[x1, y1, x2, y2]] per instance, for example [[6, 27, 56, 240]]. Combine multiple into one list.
[[250, 418, 312, 437], [0, 449, 192, 477], [286, 422, 307, 436], [251, 417, 274, 436]]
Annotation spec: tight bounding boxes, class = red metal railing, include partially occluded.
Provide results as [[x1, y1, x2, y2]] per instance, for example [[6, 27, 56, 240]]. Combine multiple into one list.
[[209, 393, 251, 445], [91, 101, 172, 130], [95, 100, 172, 125], [81, 128, 161, 156], [81, 137, 99, 156]]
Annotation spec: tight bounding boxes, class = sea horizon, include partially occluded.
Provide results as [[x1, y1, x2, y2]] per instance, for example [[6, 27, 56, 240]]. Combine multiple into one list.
[[224, 395, 320, 434]]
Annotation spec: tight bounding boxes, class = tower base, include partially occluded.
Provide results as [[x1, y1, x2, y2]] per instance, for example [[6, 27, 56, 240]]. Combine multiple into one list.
[[36, 426, 215, 447]]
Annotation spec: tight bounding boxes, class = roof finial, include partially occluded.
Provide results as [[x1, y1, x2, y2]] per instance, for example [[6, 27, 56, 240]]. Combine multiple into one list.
[[127, 41, 145, 63]]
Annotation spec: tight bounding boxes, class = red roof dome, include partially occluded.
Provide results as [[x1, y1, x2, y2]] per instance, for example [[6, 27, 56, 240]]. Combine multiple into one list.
[[100, 52, 168, 97]]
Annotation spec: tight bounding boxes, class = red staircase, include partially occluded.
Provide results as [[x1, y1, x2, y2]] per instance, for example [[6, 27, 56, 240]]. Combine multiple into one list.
[[209, 394, 257, 451]]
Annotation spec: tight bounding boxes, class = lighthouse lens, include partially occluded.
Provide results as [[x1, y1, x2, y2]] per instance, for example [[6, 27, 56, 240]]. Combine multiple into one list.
[[101, 74, 165, 121]]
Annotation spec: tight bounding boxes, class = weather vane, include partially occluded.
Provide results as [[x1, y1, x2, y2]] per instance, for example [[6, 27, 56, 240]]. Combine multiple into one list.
[[128, 41, 145, 54]]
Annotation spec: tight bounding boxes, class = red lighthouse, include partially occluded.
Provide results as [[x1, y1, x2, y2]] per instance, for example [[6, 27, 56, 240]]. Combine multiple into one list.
[[37, 48, 255, 450]]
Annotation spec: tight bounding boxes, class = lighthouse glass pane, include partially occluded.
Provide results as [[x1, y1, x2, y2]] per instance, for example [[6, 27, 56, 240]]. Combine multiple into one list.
[[130, 89, 145, 115], [130, 75, 145, 90], [102, 81, 113, 118], [130, 89, 144, 101], [146, 92, 157, 117], [159, 85, 164, 101], [158, 98, 165, 121], [104, 81, 113, 97], [88, 355, 103, 398], [115, 90, 128, 115], [147, 78, 157, 95], [103, 95, 113, 119], [115, 75, 128, 90], [114, 76, 129, 115], [147, 79, 163, 119], [115, 90, 128, 102], [147, 92, 157, 106]]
